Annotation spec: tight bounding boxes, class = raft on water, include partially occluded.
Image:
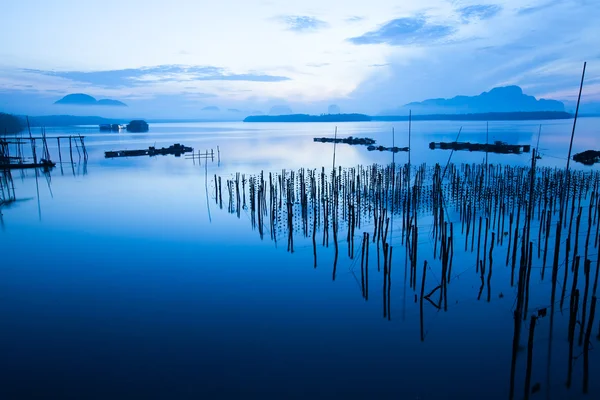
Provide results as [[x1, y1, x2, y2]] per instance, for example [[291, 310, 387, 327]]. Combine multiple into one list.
[[367, 145, 409, 153], [429, 141, 530, 154], [0, 159, 56, 170], [105, 143, 193, 158], [573, 150, 600, 165], [313, 136, 376, 146]]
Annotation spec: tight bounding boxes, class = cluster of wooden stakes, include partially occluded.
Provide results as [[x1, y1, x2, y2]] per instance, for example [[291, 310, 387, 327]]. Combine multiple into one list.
[[208, 63, 599, 399]]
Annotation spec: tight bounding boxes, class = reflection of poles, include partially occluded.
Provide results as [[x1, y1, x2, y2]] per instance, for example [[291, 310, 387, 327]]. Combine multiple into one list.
[[487, 232, 494, 302], [583, 296, 596, 394], [523, 315, 537, 400], [420, 260, 427, 341], [566, 289, 579, 388], [509, 309, 522, 400], [383, 242, 389, 318], [387, 246, 392, 321], [361, 232, 366, 297], [579, 259, 591, 346], [365, 233, 369, 300]]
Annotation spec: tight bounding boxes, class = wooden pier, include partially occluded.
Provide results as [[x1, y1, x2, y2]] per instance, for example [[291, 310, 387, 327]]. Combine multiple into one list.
[[1, 132, 87, 170]]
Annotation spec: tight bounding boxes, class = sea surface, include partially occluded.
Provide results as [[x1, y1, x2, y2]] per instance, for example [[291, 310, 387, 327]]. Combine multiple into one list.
[[1, 118, 599, 399]]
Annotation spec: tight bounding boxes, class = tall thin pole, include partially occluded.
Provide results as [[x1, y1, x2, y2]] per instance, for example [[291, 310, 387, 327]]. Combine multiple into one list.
[[535, 124, 542, 154], [485, 121, 489, 191], [565, 61, 586, 172], [332, 126, 338, 171], [408, 110, 412, 168]]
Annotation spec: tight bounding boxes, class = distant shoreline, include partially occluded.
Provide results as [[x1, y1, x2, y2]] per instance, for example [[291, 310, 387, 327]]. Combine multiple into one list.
[[2, 111, 591, 130], [243, 113, 371, 123], [244, 111, 574, 123]]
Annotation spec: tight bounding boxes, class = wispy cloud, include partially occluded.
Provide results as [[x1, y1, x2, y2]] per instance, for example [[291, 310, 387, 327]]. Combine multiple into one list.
[[276, 15, 328, 32], [346, 16, 365, 23], [306, 62, 330, 68], [458, 4, 502, 21], [21, 65, 291, 88], [348, 16, 455, 46], [369, 63, 390, 67], [517, 1, 559, 15]]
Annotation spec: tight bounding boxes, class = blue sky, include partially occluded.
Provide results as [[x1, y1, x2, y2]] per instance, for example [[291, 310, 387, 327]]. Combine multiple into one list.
[[0, 0, 598, 117]]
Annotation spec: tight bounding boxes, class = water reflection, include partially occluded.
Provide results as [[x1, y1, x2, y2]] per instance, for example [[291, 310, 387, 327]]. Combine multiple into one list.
[[3, 119, 600, 398], [211, 160, 600, 398]]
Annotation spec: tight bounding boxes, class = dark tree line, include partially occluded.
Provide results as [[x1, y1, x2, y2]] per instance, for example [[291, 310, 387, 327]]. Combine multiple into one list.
[[0, 113, 24, 134]]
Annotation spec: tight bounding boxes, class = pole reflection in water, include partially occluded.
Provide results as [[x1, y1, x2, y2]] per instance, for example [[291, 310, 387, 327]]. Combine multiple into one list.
[[206, 160, 600, 398]]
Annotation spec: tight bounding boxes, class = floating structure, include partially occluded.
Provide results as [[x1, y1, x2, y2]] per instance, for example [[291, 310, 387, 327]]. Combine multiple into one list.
[[105, 143, 193, 158], [313, 136, 375, 145], [126, 120, 149, 133], [99, 124, 126, 132], [0, 159, 55, 170], [0, 127, 80, 170], [429, 141, 531, 154], [367, 145, 409, 153], [573, 150, 600, 165]]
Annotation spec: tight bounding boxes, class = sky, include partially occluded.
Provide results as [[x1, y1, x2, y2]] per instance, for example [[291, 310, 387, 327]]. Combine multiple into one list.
[[0, 0, 599, 118]]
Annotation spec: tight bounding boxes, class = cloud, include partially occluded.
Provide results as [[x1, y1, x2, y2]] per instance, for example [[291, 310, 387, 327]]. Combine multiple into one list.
[[517, 1, 559, 15], [348, 16, 455, 46], [306, 63, 330, 67], [369, 63, 390, 67], [346, 16, 365, 23], [276, 15, 328, 32], [21, 65, 291, 88], [458, 5, 502, 21]]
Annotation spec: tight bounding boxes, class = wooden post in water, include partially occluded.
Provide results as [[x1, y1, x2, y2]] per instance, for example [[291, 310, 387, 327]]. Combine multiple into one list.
[[560, 236, 572, 311]]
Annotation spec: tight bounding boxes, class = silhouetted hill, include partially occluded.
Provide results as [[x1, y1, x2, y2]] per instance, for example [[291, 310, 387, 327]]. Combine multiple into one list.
[[54, 93, 127, 107], [381, 86, 565, 115], [96, 99, 127, 106], [0, 112, 24, 133], [244, 114, 371, 122], [202, 106, 220, 111], [373, 111, 572, 121]]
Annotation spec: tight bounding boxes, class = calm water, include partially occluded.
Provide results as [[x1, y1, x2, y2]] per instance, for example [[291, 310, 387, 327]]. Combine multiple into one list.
[[1, 119, 599, 399]]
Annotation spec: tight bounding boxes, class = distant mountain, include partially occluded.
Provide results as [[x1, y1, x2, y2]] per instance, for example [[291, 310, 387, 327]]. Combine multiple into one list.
[[202, 106, 220, 112], [245, 111, 573, 123], [54, 93, 127, 107], [227, 108, 241, 113], [381, 86, 565, 115], [373, 111, 572, 122], [269, 105, 293, 115]]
